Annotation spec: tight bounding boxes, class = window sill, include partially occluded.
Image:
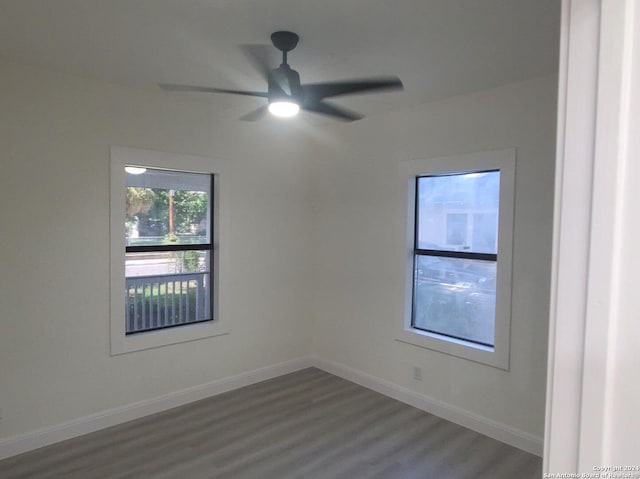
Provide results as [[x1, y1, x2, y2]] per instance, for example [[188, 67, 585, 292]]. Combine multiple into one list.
[[110, 319, 229, 356], [396, 327, 509, 370]]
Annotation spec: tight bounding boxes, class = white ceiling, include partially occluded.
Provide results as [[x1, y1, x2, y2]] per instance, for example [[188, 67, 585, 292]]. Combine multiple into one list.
[[0, 0, 560, 119]]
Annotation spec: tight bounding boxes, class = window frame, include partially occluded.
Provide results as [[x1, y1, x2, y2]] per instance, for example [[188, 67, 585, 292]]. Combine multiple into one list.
[[397, 149, 516, 370], [110, 146, 229, 356]]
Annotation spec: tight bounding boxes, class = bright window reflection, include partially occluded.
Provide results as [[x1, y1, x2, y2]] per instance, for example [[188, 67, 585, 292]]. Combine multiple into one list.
[[413, 170, 500, 347]]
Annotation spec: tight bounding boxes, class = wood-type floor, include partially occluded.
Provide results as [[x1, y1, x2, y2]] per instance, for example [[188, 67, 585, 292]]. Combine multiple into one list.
[[0, 368, 541, 478]]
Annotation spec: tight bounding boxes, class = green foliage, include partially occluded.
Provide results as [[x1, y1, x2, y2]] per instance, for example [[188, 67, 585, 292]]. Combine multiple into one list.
[[173, 191, 208, 234], [127, 188, 207, 237], [184, 251, 199, 271], [125, 187, 156, 221], [164, 233, 178, 243], [172, 251, 200, 272]]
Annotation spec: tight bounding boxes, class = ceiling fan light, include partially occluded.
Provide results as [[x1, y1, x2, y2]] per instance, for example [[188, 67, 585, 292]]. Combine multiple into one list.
[[125, 166, 147, 175], [268, 101, 300, 118]]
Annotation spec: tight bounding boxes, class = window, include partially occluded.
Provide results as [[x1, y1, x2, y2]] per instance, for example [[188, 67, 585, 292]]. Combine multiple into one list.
[[125, 168, 213, 334], [413, 171, 500, 347], [110, 147, 228, 355], [398, 149, 515, 369]]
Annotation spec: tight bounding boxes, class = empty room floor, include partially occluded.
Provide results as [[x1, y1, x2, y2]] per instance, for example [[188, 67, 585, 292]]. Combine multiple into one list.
[[0, 368, 541, 479]]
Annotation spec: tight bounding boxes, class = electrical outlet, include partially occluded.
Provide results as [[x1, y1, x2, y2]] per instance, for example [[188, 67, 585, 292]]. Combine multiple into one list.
[[412, 366, 422, 381]]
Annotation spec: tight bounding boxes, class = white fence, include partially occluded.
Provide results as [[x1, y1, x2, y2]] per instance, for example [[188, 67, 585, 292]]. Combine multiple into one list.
[[125, 272, 209, 333]]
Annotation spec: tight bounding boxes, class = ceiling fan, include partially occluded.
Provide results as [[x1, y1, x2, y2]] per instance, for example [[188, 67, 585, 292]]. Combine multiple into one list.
[[159, 31, 403, 122]]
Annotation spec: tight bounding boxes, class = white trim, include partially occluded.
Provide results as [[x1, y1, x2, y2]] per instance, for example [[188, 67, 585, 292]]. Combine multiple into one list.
[[544, 0, 638, 473], [543, 0, 598, 470], [314, 358, 543, 457], [0, 357, 314, 461], [110, 146, 230, 355], [397, 148, 516, 370], [578, 0, 635, 468]]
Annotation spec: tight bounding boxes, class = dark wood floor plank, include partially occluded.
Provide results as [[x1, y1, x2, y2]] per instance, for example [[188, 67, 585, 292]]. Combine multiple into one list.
[[0, 368, 542, 479]]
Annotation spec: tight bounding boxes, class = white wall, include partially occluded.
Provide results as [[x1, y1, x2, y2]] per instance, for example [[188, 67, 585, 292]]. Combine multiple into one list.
[[0, 59, 313, 440], [309, 76, 557, 440]]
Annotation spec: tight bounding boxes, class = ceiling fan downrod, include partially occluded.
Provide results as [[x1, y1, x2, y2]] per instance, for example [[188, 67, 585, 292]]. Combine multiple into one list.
[[271, 31, 299, 66]]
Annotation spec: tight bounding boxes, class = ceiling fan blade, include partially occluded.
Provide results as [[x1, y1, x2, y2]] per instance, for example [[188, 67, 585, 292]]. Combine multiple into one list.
[[239, 105, 269, 122], [239, 44, 277, 81], [302, 77, 403, 101], [302, 101, 363, 122], [159, 83, 268, 98]]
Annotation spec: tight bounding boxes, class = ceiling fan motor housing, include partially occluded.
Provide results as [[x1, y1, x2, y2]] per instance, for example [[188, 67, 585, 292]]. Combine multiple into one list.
[[268, 64, 303, 104]]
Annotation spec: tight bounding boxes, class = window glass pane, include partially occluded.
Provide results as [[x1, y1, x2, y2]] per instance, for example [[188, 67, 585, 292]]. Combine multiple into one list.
[[125, 251, 211, 334], [446, 213, 468, 245], [125, 167, 210, 246], [413, 255, 496, 346], [125, 251, 210, 277], [472, 212, 498, 253], [416, 171, 500, 254]]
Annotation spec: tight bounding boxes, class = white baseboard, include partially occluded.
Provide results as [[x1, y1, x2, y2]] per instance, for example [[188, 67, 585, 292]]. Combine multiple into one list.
[[0, 356, 314, 461], [0, 355, 542, 461], [313, 357, 543, 457]]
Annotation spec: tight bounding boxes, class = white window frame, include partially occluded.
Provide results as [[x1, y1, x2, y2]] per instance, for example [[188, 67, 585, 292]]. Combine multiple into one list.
[[397, 148, 516, 370], [110, 146, 229, 355]]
